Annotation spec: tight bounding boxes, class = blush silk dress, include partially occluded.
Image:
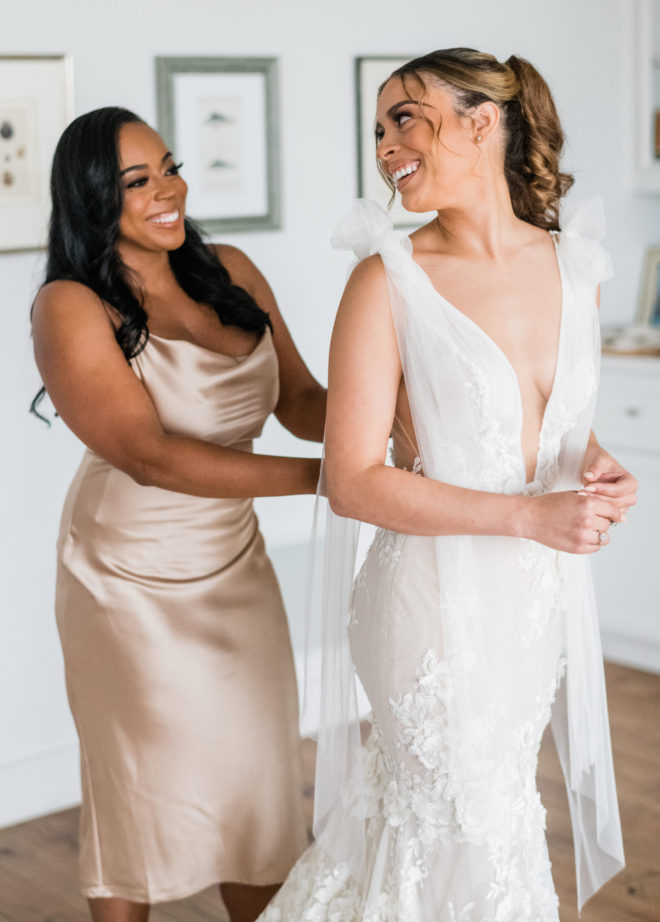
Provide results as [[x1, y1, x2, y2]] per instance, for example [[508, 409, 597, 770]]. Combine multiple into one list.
[[55, 326, 308, 902], [259, 200, 623, 922]]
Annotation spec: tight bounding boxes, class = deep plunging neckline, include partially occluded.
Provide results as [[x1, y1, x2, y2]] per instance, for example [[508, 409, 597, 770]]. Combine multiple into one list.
[[404, 233, 566, 488]]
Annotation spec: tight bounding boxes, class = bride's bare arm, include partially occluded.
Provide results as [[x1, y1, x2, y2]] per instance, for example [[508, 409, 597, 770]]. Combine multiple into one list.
[[325, 257, 622, 554]]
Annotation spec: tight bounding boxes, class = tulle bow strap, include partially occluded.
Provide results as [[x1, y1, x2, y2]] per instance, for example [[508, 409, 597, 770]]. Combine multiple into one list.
[[558, 196, 613, 287], [331, 198, 411, 261]]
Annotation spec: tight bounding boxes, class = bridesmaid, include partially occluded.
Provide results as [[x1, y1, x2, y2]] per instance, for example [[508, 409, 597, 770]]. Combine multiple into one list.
[[31, 107, 324, 922]]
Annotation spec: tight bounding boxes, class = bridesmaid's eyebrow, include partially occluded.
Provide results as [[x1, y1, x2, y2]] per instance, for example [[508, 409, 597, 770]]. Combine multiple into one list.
[[120, 152, 173, 176]]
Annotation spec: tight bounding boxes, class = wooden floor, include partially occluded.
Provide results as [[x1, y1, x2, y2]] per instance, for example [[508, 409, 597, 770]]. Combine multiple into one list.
[[0, 662, 658, 921]]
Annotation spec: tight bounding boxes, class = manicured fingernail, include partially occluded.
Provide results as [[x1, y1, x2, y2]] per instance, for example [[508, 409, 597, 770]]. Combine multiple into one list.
[[584, 485, 597, 492], [584, 472, 595, 479], [621, 515, 627, 523]]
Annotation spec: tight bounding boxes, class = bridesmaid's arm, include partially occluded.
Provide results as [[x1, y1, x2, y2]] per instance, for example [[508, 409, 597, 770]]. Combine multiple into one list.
[[32, 280, 319, 498], [325, 256, 622, 554], [215, 245, 326, 442]]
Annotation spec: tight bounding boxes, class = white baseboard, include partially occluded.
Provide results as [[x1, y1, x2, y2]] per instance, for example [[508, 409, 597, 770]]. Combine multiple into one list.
[[0, 740, 81, 829], [602, 630, 660, 674]]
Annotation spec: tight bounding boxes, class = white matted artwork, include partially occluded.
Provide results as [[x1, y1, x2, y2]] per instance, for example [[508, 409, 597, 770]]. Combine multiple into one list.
[[197, 95, 242, 194], [355, 56, 435, 229], [0, 56, 73, 251], [0, 102, 38, 201], [156, 58, 280, 233]]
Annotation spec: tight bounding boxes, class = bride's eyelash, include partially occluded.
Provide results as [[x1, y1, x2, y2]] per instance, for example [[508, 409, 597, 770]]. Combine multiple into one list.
[[168, 161, 183, 174], [375, 111, 414, 140], [374, 108, 416, 143]]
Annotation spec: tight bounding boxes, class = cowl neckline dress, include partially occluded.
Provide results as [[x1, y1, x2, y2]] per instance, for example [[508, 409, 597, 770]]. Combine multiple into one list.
[[56, 325, 308, 902]]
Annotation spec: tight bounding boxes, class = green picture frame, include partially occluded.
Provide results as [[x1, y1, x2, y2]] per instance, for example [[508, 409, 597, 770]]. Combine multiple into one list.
[[155, 56, 281, 234]]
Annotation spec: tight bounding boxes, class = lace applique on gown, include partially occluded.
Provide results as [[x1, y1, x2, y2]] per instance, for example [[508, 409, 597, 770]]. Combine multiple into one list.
[[260, 199, 623, 922]]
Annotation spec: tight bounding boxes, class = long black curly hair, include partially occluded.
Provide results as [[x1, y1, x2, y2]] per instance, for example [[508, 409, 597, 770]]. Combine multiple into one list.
[[31, 106, 271, 420]]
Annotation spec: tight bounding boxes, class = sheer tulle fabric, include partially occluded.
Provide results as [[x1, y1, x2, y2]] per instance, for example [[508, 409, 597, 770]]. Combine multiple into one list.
[[261, 199, 623, 922]]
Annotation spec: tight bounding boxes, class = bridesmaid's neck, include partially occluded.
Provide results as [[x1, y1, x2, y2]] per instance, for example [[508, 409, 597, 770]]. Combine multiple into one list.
[[117, 244, 179, 298]]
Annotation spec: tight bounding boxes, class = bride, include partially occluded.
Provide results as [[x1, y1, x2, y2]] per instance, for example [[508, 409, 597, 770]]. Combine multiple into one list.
[[262, 48, 637, 921]]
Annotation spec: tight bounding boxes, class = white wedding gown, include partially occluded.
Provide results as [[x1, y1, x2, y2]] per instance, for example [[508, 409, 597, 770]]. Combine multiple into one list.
[[261, 200, 624, 922]]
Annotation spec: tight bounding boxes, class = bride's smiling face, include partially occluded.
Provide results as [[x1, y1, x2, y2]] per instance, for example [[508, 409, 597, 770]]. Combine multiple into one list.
[[375, 74, 482, 214]]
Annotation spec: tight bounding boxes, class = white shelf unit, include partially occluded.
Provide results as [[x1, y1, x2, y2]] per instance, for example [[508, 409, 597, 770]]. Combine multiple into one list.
[[634, 0, 660, 192], [591, 354, 660, 672]]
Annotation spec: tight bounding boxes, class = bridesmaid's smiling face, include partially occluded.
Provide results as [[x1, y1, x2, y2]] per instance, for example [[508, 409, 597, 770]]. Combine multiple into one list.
[[117, 121, 188, 256], [375, 74, 493, 214]]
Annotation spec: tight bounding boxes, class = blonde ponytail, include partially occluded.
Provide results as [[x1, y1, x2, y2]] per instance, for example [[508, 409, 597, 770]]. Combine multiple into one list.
[[503, 55, 573, 229]]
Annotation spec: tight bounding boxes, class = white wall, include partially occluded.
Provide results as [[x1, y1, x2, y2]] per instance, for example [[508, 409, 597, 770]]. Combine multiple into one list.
[[2, 0, 659, 827]]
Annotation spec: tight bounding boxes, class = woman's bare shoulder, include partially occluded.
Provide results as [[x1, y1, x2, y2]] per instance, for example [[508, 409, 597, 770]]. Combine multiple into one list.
[[334, 254, 393, 333], [32, 280, 118, 337], [344, 253, 388, 296], [34, 278, 98, 309], [211, 243, 257, 285]]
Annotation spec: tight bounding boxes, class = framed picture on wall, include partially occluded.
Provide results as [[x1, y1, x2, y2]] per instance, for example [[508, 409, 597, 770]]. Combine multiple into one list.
[[637, 246, 660, 326], [355, 55, 435, 228], [632, 0, 660, 190], [156, 57, 281, 234], [0, 55, 73, 252]]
